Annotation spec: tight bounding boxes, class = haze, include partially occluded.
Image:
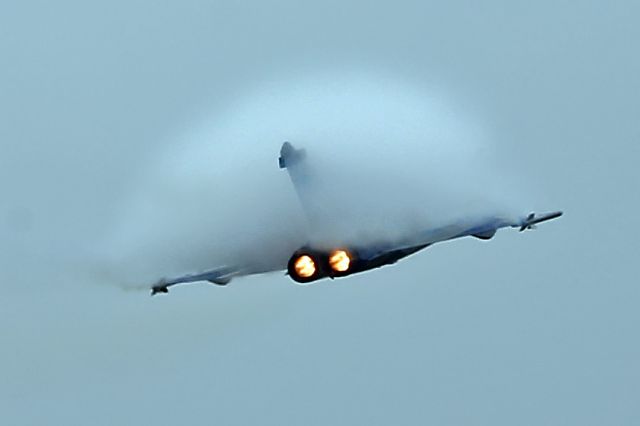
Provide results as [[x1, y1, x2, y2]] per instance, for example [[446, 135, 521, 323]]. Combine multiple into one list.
[[1, 1, 638, 425]]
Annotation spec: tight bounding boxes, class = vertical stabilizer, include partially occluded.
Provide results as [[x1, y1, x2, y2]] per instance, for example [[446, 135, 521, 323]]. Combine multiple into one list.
[[279, 142, 324, 228]]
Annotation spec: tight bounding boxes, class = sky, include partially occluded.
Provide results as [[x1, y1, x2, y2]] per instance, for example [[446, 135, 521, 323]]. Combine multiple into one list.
[[1, 1, 639, 425]]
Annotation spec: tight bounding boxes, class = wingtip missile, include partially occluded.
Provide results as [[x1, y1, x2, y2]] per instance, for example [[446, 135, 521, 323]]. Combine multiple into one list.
[[519, 211, 563, 232]]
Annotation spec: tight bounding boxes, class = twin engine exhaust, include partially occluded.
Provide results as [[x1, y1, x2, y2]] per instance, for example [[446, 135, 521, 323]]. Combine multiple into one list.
[[288, 248, 356, 283]]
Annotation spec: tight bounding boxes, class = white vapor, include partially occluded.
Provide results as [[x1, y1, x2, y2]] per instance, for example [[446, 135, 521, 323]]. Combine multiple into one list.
[[97, 71, 525, 289]]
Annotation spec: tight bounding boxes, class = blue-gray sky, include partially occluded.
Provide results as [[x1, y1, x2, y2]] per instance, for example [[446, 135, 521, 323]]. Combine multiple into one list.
[[1, 1, 639, 425]]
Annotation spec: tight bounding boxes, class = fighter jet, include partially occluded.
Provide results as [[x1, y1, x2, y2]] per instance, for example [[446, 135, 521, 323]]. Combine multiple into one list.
[[151, 142, 562, 295]]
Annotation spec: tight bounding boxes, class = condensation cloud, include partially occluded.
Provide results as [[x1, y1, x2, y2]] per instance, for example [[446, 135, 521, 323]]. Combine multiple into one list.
[[99, 72, 524, 289]]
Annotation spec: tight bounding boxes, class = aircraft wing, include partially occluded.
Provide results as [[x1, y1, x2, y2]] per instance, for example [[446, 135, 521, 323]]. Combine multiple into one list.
[[353, 211, 563, 263]]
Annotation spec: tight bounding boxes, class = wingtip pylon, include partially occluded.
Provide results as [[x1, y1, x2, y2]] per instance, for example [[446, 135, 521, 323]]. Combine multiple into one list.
[[151, 282, 169, 296]]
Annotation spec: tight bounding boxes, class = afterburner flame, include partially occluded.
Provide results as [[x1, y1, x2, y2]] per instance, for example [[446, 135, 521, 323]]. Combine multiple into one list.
[[329, 250, 351, 273], [294, 255, 316, 278]]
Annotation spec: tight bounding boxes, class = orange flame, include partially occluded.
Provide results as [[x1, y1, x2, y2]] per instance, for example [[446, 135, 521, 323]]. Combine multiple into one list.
[[294, 255, 316, 278], [329, 250, 351, 273]]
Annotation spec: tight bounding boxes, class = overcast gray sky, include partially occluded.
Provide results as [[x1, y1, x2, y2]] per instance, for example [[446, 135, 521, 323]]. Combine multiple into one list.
[[1, 1, 639, 425]]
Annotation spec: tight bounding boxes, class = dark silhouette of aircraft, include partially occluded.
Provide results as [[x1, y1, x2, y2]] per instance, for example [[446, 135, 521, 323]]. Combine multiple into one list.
[[151, 142, 562, 295]]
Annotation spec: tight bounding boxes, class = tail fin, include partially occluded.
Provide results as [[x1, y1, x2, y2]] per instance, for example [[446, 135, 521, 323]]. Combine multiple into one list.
[[279, 142, 326, 228], [279, 142, 306, 169]]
